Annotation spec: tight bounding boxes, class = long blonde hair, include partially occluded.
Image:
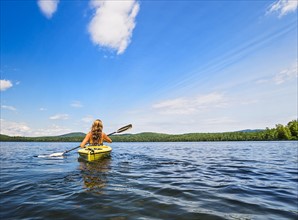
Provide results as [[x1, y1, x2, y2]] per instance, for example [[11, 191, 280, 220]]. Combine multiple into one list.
[[91, 119, 103, 145]]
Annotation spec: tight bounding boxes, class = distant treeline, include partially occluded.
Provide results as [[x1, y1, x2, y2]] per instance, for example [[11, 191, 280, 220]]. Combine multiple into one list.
[[0, 134, 84, 142], [0, 120, 297, 142]]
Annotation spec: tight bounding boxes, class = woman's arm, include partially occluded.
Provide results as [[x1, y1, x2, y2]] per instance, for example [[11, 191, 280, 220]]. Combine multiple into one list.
[[102, 132, 112, 143], [80, 133, 91, 148]]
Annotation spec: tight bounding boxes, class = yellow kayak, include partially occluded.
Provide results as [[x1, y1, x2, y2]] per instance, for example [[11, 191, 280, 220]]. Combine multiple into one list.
[[78, 145, 112, 162]]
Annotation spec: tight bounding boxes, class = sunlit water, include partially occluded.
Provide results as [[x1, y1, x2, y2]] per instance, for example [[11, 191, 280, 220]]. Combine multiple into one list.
[[0, 141, 297, 220]]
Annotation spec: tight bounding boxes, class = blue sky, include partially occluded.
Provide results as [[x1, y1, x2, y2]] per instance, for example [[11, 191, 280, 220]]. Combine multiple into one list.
[[1, 0, 297, 136]]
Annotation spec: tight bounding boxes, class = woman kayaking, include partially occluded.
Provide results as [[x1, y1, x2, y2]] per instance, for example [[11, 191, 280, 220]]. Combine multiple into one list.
[[48, 123, 130, 158], [80, 119, 112, 148]]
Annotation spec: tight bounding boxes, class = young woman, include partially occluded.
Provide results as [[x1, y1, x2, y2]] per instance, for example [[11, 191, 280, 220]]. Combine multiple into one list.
[[80, 119, 112, 147]]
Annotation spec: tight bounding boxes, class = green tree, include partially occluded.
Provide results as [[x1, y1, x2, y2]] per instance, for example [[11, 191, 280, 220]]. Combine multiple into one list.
[[275, 124, 292, 140], [264, 127, 276, 140], [287, 120, 298, 139]]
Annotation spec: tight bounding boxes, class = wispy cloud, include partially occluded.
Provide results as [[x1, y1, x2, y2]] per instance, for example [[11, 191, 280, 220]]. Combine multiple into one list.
[[88, 0, 140, 54], [49, 114, 69, 120], [267, 0, 298, 17], [257, 61, 298, 85], [1, 105, 17, 111], [0, 119, 31, 136], [32, 124, 72, 137], [202, 117, 237, 125], [81, 115, 95, 123], [0, 79, 13, 91], [37, 0, 59, 19], [255, 78, 270, 84], [71, 101, 83, 108], [39, 107, 47, 111], [274, 61, 298, 84], [0, 119, 72, 137], [153, 92, 227, 115], [164, 18, 296, 96], [81, 115, 94, 123]]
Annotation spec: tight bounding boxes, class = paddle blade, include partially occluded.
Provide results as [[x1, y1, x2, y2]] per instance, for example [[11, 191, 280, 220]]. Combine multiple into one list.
[[49, 152, 65, 157], [117, 124, 132, 134]]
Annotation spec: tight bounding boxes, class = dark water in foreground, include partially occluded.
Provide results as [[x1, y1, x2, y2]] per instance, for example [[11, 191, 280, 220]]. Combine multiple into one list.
[[0, 141, 297, 220]]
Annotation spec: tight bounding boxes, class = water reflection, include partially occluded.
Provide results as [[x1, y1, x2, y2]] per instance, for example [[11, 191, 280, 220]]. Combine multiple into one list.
[[78, 158, 112, 193]]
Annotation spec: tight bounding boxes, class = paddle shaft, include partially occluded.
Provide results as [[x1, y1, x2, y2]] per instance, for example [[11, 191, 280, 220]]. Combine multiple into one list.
[[64, 145, 81, 154], [107, 132, 116, 136]]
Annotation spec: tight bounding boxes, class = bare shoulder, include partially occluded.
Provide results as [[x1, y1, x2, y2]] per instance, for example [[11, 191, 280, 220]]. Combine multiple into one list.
[[83, 132, 91, 139], [86, 132, 92, 137]]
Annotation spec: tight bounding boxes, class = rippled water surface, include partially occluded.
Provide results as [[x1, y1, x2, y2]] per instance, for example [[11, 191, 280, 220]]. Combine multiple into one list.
[[0, 141, 297, 219]]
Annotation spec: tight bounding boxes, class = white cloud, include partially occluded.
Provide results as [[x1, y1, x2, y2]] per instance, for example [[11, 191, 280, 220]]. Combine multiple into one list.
[[88, 0, 140, 54], [153, 92, 227, 115], [71, 101, 83, 108], [37, 0, 59, 19], [268, 0, 298, 17], [0, 79, 13, 91], [0, 119, 73, 137], [254, 61, 297, 85], [49, 114, 69, 120], [1, 105, 17, 111], [81, 115, 94, 123], [274, 61, 297, 84], [0, 119, 31, 136], [122, 89, 293, 133], [32, 124, 72, 136], [39, 107, 47, 111], [153, 98, 193, 114], [202, 117, 237, 125], [239, 99, 259, 105], [255, 78, 270, 84]]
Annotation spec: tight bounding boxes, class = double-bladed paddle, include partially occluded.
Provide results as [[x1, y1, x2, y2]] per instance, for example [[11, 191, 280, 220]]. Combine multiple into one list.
[[49, 124, 132, 157]]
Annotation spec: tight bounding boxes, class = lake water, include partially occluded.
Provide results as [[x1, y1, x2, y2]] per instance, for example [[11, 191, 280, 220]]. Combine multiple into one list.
[[0, 141, 297, 220]]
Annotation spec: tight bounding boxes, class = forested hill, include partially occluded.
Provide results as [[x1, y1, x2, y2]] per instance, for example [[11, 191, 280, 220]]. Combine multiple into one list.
[[0, 133, 86, 142], [57, 132, 86, 138], [0, 120, 297, 142]]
